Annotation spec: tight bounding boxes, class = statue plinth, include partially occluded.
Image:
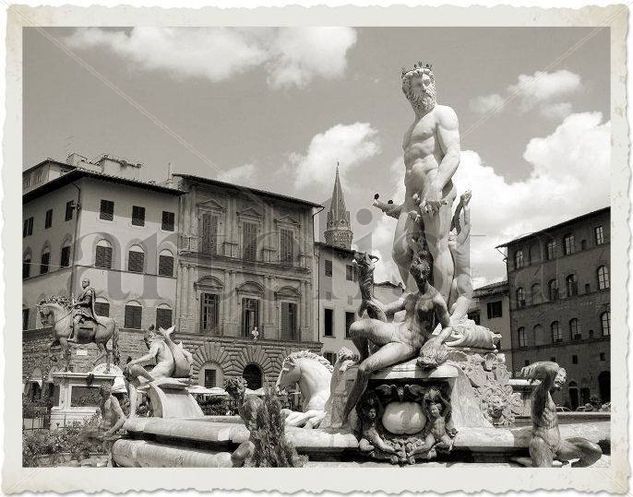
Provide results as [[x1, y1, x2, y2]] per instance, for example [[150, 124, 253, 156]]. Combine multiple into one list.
[[344, 360, 458, 464], [137, 378, 203, 419]]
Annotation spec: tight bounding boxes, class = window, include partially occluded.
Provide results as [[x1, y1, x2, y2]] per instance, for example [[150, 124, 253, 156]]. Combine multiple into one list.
[[162, 211, 175, 231], [23, 217, 33, 238], [563, 234, 575, 255], [324, 308, 334, 337], [40, 250, 50, 274], [241, 298, 260, 337], [566, 274, 578, 297], [158, 250, 174, 277], [65, 201, 74, 221], [242, 222, 258, 261], [60, 245, 71, 268], [524, 360, 530, 367], [95, 240, 113, 269], [22, 308, 30, 330], [597, 266, 609, 290], [128, 246, 145, 273], [23, 255, 31, 279], [572, 355, 578, 365], [551, 321, 562, 343], [124, 302, 142, 329], [533, 325, 543, 345], [581, 240, 587, 250], [200, 293, 219, 333], [131, 206, 145, 227], [548, 279, 558, 300], [531, 283, 542, 305], [94, 300, 110, 317], [486, 301, 502, 319], [323, 352, 336, 366], [601, 311, 610, 336], [201, 213, 218, 255], [569, 318, 581, 340], [600, 352, 606, 361], [546, 240, 556, 260], [204, 369, 217, 388], [44, 209, 53, 229], [280, 302, 298, 340], [156, 306, 173, 329], [324, 259, 333, 277], [279, 229, 294, 264], [595, 225, 605, 245], [514, 250, 524, 269], [99, 200, 114, 221], [550, 357, 556, 362], [346, 264, 357, 282], [516, 288, 525, 308], [345, 312, 355, 338], [518, 327, 526, 347]]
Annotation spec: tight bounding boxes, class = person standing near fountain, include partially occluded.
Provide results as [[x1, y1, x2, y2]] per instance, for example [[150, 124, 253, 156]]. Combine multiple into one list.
[[389, 62, 461, 305]]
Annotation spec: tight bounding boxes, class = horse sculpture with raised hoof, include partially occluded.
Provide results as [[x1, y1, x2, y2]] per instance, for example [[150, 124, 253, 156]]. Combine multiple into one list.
[[37, 296, 119, 372], [275, 350, 333, 429]]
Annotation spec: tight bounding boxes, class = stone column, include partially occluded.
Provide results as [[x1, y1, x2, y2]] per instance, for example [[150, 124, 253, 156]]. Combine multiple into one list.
[[187, 265, 196, 332]]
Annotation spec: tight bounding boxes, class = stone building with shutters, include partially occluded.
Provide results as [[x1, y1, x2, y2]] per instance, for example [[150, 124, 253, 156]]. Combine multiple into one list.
[[22, 154, 182, 386], [498, 207, 610, 409], [170, 174, 322, 391]]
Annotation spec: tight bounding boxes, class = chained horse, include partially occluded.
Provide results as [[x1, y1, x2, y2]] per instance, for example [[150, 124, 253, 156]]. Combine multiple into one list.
[[275, 351, 333, 429], [37, 297, 119, 372]]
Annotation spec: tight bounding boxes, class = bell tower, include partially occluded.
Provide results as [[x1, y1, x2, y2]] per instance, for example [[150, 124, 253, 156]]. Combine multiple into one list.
[[324, 163, 353, 249]]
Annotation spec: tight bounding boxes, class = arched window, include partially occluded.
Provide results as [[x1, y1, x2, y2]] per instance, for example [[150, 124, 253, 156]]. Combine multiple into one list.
[[531, 283, 541, 305], [23, 250, 32, 279], [95, 240, 113, 269], [128, 245, 145, 273], [156, 304, 173, 329], [600, 311, 610, 336], [60, 240, 72, 268], [158, 249, 174, 277], [94, 297, 110, 317], [533, 324, 544, 346], [565, 274, 578, 297], [548, 279, 558, 300], [516, 287, 525, 308], [551, 321, 562, 343], [517, 327, 526, 347], [569, 318, 581, 340], [597, 265, 609, 290], [124, 301, 142, 329], [514, 250, 524, 269], [40, 246, 51, 275], [563, 233, 575, 255]]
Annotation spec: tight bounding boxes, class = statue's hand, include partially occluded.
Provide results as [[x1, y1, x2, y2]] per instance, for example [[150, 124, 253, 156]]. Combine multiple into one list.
[[419, 184, 446, 216]]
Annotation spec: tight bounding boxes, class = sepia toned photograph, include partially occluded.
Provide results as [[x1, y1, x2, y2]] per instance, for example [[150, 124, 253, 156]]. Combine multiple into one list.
[[3, 3, 629, 494]]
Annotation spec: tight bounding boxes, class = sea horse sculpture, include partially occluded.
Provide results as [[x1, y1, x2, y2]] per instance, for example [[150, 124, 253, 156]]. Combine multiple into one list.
[[157, 326, 193, 378]]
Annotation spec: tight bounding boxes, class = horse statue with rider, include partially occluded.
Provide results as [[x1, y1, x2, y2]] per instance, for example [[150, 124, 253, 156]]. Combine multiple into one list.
[[37, 278, 119, 372]]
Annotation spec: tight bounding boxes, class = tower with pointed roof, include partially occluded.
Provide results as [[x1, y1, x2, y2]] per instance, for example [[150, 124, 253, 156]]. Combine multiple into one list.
[[324, 164, 353, 249]]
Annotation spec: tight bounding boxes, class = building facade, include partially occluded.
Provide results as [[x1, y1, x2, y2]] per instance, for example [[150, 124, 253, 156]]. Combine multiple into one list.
[[172, 174, 322, 390], [467, 281, 512, 372], [500, 207, 610, 409], [23, 156, 181, 386]]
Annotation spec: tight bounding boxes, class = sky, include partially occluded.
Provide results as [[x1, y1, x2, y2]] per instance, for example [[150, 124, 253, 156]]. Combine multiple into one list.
[[23, 27, 611, 286]]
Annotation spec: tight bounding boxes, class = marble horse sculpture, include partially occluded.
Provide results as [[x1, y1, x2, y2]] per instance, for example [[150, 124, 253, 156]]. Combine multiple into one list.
[[38, 295, 119, 372], [522, 361, 602, 467], [275, 351, 333, 429]]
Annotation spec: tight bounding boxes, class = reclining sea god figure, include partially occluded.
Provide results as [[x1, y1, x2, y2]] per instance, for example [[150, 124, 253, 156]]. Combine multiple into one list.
[[341, 254, 453, 423], [522, 361, 602, 467], [389, 62, 461, 303]]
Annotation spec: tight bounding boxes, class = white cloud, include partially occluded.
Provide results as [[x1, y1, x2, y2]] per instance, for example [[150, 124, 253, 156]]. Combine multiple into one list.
[[469, 93, 505, 115], [217, 163, 257, 186], [66, 27, 357, 89], [539, 102, 573, 120], [267, 27, 357, 89], [453, 112, 610, 281], [508, 69, 582, 112], [291, 122, 380, 190]]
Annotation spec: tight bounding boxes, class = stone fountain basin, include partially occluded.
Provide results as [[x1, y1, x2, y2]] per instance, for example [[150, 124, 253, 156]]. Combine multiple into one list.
[[113, 415, 610, 467]]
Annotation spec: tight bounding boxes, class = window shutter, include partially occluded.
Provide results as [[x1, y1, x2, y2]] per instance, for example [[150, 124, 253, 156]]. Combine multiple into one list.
[[128, 251, 144, 273], [243, 222, 257, 261], [201, 214, 218, 255], [162, 211, 175, 231], [125, 305, 142, 329], [156, 308, 172, 329], [132, 206, 145, 226], [60, 246, 71, 267], [95, 302, 110, 317], [280, 229, 293, 263], [95, 246, 113, 269], [100, 200, 114, 221]]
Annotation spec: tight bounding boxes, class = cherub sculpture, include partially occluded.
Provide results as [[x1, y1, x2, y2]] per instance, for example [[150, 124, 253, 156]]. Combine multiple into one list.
[[522, 361, 602, 467], [409, 386, 457, 459], [356, 391, 395, 458]]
